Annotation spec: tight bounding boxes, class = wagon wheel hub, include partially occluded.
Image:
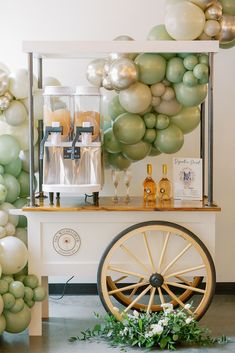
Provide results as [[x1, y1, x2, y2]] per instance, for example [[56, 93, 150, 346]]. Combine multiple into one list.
[[149, 273, 164, 288]]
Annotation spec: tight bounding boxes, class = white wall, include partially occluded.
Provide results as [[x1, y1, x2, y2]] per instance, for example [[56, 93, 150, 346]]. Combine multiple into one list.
[[1, 0, 235, 281]]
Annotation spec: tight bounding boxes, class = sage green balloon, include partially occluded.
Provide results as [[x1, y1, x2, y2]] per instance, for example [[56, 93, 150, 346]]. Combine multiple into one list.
[[220, 0, 235, 15], [143, 129, 157, 143], [17, 171, 30, 197], [147, 24, 174, 40], [24, 287, 34, 301], [4, 158, 22, 177], [183, 71, 198, 87], [23, 275, 39, 289], [0, 184, 7, 204], [166, 57, 186, 83], [104, 128, 122, 153], [143, 113, 157, 128], [107, 153, 131, 171], [174, 82, 208, 107], [0, 135, 20, 166], [113, 113, 146, 144], [122, 141, 151, 161], [0, 166, 4, 175], [178, 53, 192, 59], [156, 114, 170, 129], [183, 54, 199, 70], [220, 39, 235, 49], [3, 174, 20, 203], [134, 53, 166, 85], [171, 106, 200, 134], [0, 280, 8, 295], [193, 63, 209, 82], [4, 303, 31, 333], [9, 281, 24, 299], [0, 314, 6, 334], [108, 95, 126, 121], [3, 292, 15, 310], [13, 198, 28, 228], [199, 54, 209, 65], [119, 82, 152, 114], [9, 298, 24, 313], [148, 145, 162, 156], [154, 124, 184, 154], [33, 286, 47, 301]]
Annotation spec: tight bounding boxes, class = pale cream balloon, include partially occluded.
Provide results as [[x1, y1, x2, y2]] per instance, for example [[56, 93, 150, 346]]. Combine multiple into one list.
[[190, 0, 215, 10], [43, 76, 61, 87], [0, 236, 28, 275], [119, 82, 152, 114], [165, 2, 206, 40], [198, 32, 212, 40], [3, 101, 27, 126], [204, 19, 221, 36], [151, 82, 166, 97], [152, 96, 161, 107], [9, 69, 37, 99], [0, 70, 9, 96], [19, 146, 39, 173], [161, 86, 175, 101], [154, 98, 182, 116]]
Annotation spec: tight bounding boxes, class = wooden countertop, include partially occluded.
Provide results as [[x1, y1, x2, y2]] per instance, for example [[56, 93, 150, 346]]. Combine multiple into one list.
[[23, 196, 221, 212]]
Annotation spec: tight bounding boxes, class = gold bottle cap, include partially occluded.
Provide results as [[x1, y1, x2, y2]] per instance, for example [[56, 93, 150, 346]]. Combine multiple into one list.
[[162, 164, 167, 175], [147, 164, 152, 175]]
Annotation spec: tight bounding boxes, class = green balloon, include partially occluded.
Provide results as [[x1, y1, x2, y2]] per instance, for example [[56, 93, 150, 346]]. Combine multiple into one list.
[[9, 281, 25, 299], [147, 24, 174, 40], [23, 275, 39, 289], [0, 280, 8, 295], [199, 54, 209, 65], [148, 146, 162, 156], [154, 124, 184, 154], [107, 153, 131, 171], [193, 64, 209, 81], [183, 71, 198, 87], [24, 287, 34, 302], [143, 129, 157, 143], [17, 171, 30, 197], [25, 299, 35, 308], [156, 114, 170, 130], [0, 184, 7, 204], [122, 141, 151, 161], [4, 304, 31, 333], [178, 53, 192, 59], [108, 96, 126, 121], [1, 276, 14, 284], [0, 166, 4, 175], [171, 106, 200, 134], [13, 198, 28, 228], [134, 53, 166, 85], [104, 128, 122, 154], [3, 174, 20, 203], [113, 113, 146, 144], [143, 113, 157, 128], [183, 54, 199, 70], [220, 39, 235, 49], [4, 158, 22, 177], [33, 286, 47, 301], [0, 314, 6, 334], [0, 135, 20, 166], [166, 57, 186, 83], [3, 292, 16, 310], [9, 298, 24, 313], [174, 83, 208, 107], [220, 0, 235, 15]]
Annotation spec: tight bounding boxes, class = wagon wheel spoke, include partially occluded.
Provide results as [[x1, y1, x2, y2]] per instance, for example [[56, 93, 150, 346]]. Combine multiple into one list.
[[113, 276, 128, 284], [165, 264, 206, 279], [147, 287, 156, 313], [128, 278, 145, 299], [143, 232, 155, 272], [175, 275, 193, 286], [158, 231, 170, 272], [165, 281, 206, 294], [108, 281, 149, 295], [162, 284, 193, 315], [157, 286, 165, 305], [124, 285, 152, 313], [120, 244, 150, 274], [108, 266, 148, 280], [161, 243, 192, 276]]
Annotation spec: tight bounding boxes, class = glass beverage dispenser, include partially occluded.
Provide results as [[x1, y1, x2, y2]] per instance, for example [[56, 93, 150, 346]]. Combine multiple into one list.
[[40, 86, 103, 205]]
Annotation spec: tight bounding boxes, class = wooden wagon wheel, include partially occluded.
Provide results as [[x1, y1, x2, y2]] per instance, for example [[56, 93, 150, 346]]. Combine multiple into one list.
[[97, 221, 215, 321]]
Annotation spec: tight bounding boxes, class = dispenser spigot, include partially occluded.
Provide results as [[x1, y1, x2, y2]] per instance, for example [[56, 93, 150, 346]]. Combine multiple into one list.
[[40, 125, 63, 160], [71, 125, 94, 160]]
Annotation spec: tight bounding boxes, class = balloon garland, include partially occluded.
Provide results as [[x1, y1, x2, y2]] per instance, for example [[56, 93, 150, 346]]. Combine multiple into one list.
[[85, 0, 235, 170]]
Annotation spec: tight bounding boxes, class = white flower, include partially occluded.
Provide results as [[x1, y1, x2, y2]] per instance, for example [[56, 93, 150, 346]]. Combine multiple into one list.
[[159, 318, 169, 326], [150, 324, 164, 335], [133, 310, 139, 318], [161, 303, 173, 314], [186, 317, 193, 324], [184, 304, 192, 310]]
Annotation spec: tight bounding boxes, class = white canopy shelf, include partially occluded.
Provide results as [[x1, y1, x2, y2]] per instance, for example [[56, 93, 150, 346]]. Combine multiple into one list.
[[22, 40, 219, 58]]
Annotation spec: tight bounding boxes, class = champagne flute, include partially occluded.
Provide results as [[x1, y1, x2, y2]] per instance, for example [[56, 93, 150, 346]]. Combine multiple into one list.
[[124, 169, 132, 203], [111, 169, 121, 203]]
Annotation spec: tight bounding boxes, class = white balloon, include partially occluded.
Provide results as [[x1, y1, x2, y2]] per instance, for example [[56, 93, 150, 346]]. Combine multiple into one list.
[[9, 69, 37, 99], [43, 76, 61, 87], [0, 202, 19, 227], [0, 236, 28, 275], [15, 228, 27, 246], [0, 210, 8, 226], [165, 2, 206, 40], [3, 101, 27, 126], [21, 89, 43, 120], [5, 222, 15, 236], [19, 146, 39, 173], [0, 226, 6, 239]]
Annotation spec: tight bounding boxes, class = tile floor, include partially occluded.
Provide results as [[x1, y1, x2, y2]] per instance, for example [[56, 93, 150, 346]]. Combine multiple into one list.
[[0, 295, 234, 353]]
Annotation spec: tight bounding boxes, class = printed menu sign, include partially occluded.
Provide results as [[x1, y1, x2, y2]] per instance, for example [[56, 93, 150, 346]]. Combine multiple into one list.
[[173, 158, 203, 201]]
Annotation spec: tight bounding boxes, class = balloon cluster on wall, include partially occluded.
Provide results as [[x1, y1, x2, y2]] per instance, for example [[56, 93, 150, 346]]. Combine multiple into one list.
[[164, 0, 235, 46]]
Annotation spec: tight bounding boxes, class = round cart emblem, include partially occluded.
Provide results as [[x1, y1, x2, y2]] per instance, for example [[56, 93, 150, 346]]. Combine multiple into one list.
[[53, 228, 81, 256]]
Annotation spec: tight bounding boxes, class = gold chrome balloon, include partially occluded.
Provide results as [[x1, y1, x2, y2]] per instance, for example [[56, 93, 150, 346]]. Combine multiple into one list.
[[190, 0, 215, 10], [86, 58, 108, 87], [0, 70, 9, 96], [205, 4, 223, 20], [102, 76, 113, 91], [109, 35, 137, 61], [216, 14, 235, 43], [109, 58, 138, 90], [0, 96, 10, 111]]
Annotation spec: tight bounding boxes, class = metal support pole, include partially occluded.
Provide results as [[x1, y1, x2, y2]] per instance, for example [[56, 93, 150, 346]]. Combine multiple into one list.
[[207, 52, 214, 206], [28, 53, 35, 206], [200, 102, 206, 198], [37, 58, 44, 198]]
